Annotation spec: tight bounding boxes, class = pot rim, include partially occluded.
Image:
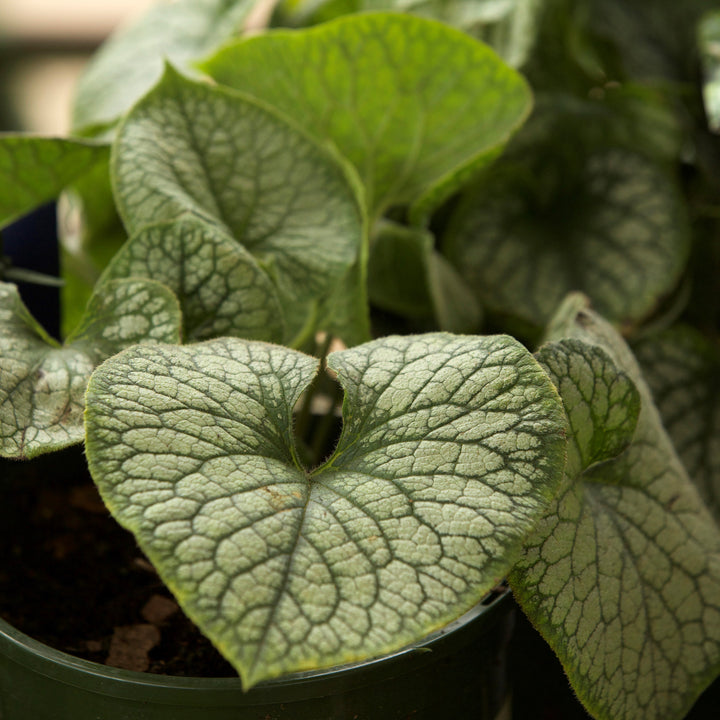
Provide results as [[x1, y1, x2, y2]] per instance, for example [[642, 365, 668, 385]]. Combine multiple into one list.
[[0, 585, 512, 705]]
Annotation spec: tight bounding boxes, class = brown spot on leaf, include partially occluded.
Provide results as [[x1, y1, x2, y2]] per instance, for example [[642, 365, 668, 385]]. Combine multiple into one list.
[[261, 485, 287, 509]]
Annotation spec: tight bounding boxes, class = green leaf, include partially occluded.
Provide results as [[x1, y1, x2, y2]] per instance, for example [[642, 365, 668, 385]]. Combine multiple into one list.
[[99, 215, 285, 343], [111, 66, 366, 345], [587, 0, 715, 84], [315, 257, 371, 349], [426, 251, 483, 333], [84, 332, 567, 687], [634, 325, 720, 524], [279, 0, 544, 69], [368, 221, 481, 332], [367, 222, 435, 318], [58, 148, 127, 337], [0, 280, 181, 459], [72, 0, 255, 134], [201, 12, 532, 220], [443, 117, 690, 328], [699, 10, 720, 133], [510, 294, 720, 720], [0, 136, 106, 229], [536, 339, 641, 469]]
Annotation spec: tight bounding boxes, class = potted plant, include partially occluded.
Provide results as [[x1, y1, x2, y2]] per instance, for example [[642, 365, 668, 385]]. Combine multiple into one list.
[[1, 1, 719, 719]]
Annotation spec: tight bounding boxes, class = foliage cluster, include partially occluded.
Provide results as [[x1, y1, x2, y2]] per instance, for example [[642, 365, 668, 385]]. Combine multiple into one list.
[[1, 1, 719, 718]]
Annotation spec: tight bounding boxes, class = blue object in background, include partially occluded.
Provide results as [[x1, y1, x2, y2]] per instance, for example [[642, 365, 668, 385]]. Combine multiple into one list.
[[2, 203, 60, 340]]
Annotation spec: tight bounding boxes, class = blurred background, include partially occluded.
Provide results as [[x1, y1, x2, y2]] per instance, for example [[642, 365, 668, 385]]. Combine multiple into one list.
[[0, 0, 156, 133], [0, 0, 158, 337]]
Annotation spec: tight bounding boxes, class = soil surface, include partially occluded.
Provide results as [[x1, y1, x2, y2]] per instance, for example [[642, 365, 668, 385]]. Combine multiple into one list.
[[0, 447, 237, 677]]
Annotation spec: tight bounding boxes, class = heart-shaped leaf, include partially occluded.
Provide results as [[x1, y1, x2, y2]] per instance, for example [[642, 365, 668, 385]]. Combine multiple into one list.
[[111, 66, 367, 345], [634, 325, 720, 524], [0, 136, 106, 229], [84, 332, 567, 687], [99, 215, 284, 343], [0, 280, 181, 459], [510, 295, 720, 720], [72, 0, 255, 134], [201, 12, 532, 220], [443, 136, 690, 328]]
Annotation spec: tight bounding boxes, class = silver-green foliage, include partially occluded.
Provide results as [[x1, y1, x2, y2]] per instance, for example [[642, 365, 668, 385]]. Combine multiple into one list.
[[442, 111, 689, 328], [2, 5, 716, 713], [634, 326, 720, 524], [84, 332, 567, 687], [99, 215, 285, 343], [509, 295, 720, 720], [0, 280, 181, 459], [111, 66, 366, 346]]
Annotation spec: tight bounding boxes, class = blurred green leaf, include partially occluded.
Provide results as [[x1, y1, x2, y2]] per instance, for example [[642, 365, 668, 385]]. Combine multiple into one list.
[[72, 0, 255, 134], [202, 12, 532, 220]]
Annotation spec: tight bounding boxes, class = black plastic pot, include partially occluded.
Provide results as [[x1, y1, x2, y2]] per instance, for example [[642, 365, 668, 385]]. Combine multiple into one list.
[[0, 588, 513, 720], [0, 430, 516, 720]]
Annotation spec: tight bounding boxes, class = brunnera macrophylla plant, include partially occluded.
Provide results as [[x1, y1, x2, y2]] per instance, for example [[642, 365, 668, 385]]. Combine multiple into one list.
[[0, 4, 719, 719]]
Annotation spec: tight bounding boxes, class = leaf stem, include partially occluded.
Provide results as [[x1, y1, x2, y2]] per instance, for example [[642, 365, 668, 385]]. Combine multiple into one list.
[[0, 232, 64, 287], [243, 0, 281, 35], [4, 267, 65, 287]]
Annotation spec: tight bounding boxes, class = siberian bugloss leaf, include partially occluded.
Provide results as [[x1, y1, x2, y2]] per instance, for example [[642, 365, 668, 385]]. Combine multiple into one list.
[[111, 66, 366, 345], [443, 137, 689, 329], [634, 325, 720, 524], [0, 280, 181, 459], [0, 136, 105, 229], [201, 12, 532, 220], [84, 332, 566, 687], [99, 215, 285, 343], [509, 295, 720, 720], [72, 0, 255, 134]]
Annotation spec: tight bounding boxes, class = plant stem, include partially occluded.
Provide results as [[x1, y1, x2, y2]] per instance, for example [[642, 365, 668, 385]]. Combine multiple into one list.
[[243, 0, 281, 35], [4, 267, 64, 287]]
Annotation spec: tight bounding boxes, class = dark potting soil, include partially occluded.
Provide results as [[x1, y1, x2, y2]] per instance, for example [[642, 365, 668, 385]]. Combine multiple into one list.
[[0, 447, 238, 677]]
